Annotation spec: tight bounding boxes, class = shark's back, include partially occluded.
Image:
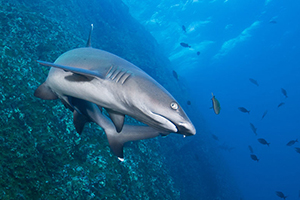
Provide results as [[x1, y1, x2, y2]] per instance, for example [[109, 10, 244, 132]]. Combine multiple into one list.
[[54, 47, 147, 79]]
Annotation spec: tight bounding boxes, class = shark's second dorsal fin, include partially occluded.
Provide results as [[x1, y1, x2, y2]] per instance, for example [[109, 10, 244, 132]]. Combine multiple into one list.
[[86, 24, 93, 47]]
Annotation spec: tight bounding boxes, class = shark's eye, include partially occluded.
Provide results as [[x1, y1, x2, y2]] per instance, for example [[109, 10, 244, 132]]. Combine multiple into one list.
[[170, 102, 178, 110]]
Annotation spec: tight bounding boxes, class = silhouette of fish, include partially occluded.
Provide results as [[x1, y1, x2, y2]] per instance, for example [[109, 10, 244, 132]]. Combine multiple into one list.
[[172, 70, 179, 80], [275, 191, 287, 199], [249, 78, 259, 86], [219, 142, 234, 151], [182, 25, 186, 33], [250, 123, 257, 135], [295, 147, 300, 154], [286, 139, 298, 146], [212, 134, 219, 141], [187, 100, 191, 105], [238, 107, 250, 114], [281, 88, 288, 98], [250, 154, 259, 162], [248, 145, 254, 153], [180, 42, 191, 48], [257, 138, 270, 146], [277, 102, 285, 108], [269, 20, 277, 24], [197, 51, 200, 55], [261, 110, 268, 120]]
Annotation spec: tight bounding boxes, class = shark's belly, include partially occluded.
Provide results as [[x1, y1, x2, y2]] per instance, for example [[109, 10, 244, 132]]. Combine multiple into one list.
[[46, 67, 128, 112]]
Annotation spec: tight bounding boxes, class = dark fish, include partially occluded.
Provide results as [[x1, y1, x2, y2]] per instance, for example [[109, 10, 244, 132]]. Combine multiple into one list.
[[250, 123, 257, 135], [182, 25, 186, 33], [249, 78, 259, 86], [277, 102, 285, 108], [281, 88, 288, 98], [257, 138, 270, 146], [250, 154, 259, 162], [261, 110, 268, 120], [218, 143, 234, 151], [248, 145, 254, 153], [212, 134, 219, 141], [180, 42, 191, 48], [275, 191, 287, 199], [286, 139, 298, 146], [295, 147, 300, 154], [187, 100, 191, 105], [197, 51, 200, 55], [238, 107, 250, 114], [211, 93, 221, 115], [172, 70, 179, 80], [269, 20, 277, 24]]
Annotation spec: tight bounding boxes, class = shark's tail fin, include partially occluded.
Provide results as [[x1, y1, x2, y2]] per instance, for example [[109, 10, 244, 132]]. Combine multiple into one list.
[[105, 124, 161, 160], [69, 97, 163, 160], [86, 24, 94, 47]]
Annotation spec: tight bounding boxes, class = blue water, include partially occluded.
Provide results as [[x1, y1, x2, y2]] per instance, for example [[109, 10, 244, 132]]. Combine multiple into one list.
[[124, 0, 300, 199]]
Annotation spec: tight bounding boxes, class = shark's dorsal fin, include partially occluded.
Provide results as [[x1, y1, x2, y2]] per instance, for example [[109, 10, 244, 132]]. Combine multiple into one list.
[[86, 24, 93, 47], [36, 60, 105, 79]]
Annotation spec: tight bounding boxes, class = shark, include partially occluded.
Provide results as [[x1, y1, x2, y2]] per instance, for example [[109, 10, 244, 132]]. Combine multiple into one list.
[[34, 24, 196, 160]]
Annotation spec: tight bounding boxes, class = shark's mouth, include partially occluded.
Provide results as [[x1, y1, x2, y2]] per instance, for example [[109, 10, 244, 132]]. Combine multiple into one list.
[[149, 111, 178, 133], [149, 111, 196, 136]]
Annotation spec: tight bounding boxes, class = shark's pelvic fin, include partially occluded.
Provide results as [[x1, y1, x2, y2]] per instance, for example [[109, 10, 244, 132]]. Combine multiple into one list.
[[86, 24, 93, 47], [34, 82, 58, 100], [106, 108, 125, 133], [36, 60, 105, 79]]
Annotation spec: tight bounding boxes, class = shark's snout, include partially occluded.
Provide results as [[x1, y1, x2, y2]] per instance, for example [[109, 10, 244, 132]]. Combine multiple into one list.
[[177, 121, 196, 136]]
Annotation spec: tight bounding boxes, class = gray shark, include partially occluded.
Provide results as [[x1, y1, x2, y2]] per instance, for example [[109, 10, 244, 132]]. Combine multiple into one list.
[[34, 24, 196, 159]]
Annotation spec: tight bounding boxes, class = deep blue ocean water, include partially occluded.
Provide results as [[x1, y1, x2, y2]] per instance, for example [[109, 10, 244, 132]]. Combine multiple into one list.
[[123, 0, 300, 199]]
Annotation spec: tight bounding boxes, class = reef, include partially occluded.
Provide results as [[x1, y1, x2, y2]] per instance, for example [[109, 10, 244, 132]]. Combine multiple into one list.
[[0, 1, 181, 199]]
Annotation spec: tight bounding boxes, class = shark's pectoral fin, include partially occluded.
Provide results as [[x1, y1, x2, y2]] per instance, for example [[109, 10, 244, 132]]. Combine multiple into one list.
[[106, 125, 161, 159], [34, 82, 58, 100], [36, 60, 105, 79], [106, 109, 125, 133], [73, 110, 90, 134]]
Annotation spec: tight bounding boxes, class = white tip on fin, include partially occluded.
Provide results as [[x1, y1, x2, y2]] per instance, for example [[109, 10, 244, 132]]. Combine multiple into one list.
[[118, 157, 125, 162], [183, 135, 186, 138]]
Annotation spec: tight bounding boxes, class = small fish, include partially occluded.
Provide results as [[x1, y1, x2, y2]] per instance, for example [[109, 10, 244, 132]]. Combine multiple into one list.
[[248, 145, 254, 153], [250, 154, 259, 162], [187, 100, 191, 105], [182, 25, 186, 33], [238, 107, 250, 114], [277, 102, 285, 108], [286, 139, 298, 146], [295, 147, 300, 154], [257, 138, 270, 146], [172, 70, 179, 80], [211, 93, 221, 115], [281, 88, 288, 98], [275, 191, 287, 199], [180, 42, 191, 48], [249, 78, 259, 86], [218, 143, 234, 151], [212, 134, 219, 141], [250, 123, 257, 135], [261, 110, 268, 120], [269, 20, 277, 24], [197, 51, 200, 56]]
